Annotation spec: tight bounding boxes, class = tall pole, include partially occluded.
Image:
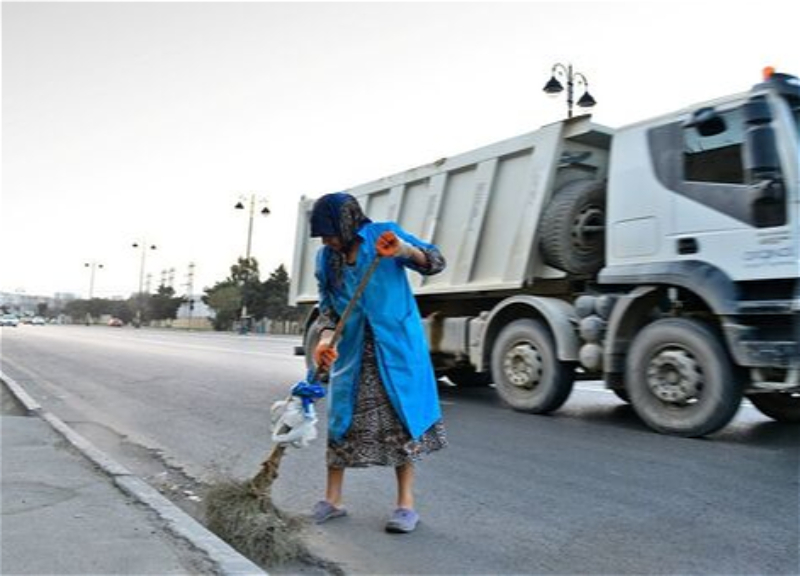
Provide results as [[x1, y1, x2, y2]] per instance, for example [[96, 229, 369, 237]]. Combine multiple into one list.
[[245, 194, 255, 263], [84, 261, 104, 299], [566, 63, 574, 118], [132, 241, 156, 328], [90, 264, 98, 299], [185, 262, 195, 331], [240, 194, 257, 327], [138, 245, 148, 295], [234, 193, 270, 334], [84, 261, 103, 326]]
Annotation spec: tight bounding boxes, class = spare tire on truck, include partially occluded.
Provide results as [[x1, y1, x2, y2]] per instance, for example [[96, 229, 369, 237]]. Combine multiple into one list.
[[539, 179, 606, 276]]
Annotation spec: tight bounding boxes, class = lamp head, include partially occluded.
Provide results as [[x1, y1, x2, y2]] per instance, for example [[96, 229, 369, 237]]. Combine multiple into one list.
[[234, 201, 245, 210], [260, 206, 271, 215], [577, 91, 597, 108], [543, 76, 564, 95]]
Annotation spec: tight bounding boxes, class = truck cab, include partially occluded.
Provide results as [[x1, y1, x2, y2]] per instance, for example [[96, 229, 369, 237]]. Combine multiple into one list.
[[594, 70, 800, 434], [604, 70, 799, 283]]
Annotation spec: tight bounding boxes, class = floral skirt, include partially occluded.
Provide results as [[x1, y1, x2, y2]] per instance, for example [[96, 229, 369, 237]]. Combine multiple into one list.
[[327, 325, 447, 468]]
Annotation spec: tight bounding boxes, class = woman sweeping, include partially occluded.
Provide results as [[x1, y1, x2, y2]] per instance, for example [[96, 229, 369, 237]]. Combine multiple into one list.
[[309, 192, 447, 534]]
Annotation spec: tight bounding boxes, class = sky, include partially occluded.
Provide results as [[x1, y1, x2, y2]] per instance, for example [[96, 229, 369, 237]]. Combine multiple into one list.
[[2, 0, 799, 300]]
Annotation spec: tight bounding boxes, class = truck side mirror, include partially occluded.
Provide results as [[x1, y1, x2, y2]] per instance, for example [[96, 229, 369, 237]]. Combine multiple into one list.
[[743, 96, 786, 227], [743, 96, 781, 177], [684, 107, 726, 137]]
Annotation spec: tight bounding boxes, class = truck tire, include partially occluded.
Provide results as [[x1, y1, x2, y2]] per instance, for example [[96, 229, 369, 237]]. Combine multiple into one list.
[[748, 392, 800, 423], [625, 318, 742, 437], [540, 179, 606, 275], [447, 367, 492, 388], [491, 319, 575, 413]]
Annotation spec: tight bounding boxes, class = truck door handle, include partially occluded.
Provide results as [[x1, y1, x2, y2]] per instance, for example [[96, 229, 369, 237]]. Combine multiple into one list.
[[677, 237, 699, 254]]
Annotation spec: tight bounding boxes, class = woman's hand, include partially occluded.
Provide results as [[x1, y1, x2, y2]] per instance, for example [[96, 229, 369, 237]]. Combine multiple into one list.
[[376, 231, 416, 259], [376, 231, 400, 257], [314, 342, 338, 370]]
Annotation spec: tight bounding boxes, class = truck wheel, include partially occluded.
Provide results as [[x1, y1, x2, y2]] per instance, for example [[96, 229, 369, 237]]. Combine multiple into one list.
[[748, 393, 800, 423], [625, 318, 742, 437], [447, 367, 492, 388], [540, 179, 606, 275], [491, 319, 575, 413]]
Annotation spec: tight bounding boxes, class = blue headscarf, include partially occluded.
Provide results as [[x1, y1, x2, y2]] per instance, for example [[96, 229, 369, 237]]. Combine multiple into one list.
[[310, 193, 371, 287]]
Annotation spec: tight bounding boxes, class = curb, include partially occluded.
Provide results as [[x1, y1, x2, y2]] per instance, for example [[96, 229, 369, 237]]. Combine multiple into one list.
[[0, 371, 267, 576]]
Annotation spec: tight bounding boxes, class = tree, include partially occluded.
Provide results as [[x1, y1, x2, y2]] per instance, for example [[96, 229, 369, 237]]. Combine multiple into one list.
[[149, 285, 183, 321], [203, 282, 241, 331], [202, 257, 261, 330], [64, 298, 105, 320], [110, 299, 134, 324], [230, 257, 260, 285], [260, 264, 302, 321], [203, 260, 303, 331], [230, 257, 261, 320], [63, 297, 127, 323]]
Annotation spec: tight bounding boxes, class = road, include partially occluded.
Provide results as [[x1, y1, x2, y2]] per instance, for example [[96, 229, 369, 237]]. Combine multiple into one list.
[[1, 325, 797, 575]]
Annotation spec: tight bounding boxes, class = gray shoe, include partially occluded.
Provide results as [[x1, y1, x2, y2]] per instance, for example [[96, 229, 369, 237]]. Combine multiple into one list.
[[385, 508, 419, 533], [312, 500, 347, 524]]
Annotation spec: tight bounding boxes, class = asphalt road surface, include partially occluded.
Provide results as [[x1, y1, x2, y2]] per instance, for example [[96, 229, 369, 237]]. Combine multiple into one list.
[[2, 325, 798, 575]]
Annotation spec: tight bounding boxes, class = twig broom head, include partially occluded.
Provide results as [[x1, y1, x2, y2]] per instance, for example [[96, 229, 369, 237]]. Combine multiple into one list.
[[204, 448, 304, 566]]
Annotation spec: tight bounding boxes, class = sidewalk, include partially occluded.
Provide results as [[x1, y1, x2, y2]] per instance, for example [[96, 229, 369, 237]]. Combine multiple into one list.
[[1, 374, 266, 576]]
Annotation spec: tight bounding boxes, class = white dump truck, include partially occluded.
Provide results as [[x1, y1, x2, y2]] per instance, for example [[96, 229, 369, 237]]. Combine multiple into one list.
[[290, 69, 800, 437]]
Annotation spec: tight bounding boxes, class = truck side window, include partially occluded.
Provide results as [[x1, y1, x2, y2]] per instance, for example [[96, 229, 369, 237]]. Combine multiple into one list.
[[683, 108, 745, 184]]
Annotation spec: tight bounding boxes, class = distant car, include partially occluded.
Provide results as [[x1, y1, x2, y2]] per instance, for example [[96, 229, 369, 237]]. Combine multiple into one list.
[[0, 314, 20, 327], [31, 316, 46, 326], [108, 317, 124, 327]]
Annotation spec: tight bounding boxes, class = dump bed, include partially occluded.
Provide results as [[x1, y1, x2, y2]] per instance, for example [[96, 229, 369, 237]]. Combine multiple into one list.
[[291, 116, 613, 305]]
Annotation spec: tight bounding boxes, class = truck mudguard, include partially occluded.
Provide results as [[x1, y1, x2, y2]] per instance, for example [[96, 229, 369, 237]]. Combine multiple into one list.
[[479, 295, 580, 371], [601, 286, 663, 376], [599, 260, 739, 315]]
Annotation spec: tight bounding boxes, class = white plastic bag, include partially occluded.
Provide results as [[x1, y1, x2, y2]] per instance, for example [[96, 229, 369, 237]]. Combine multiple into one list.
[[270, 397, 318, 449]]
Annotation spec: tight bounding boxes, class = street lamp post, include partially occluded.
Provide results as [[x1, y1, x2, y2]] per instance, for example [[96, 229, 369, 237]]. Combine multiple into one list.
[[83, 261, 104, 325], [132, 241, 157, 328], [543, 62, 597, 118], [234, 193, 270, 333], [84, 261, 104, 299], [184, 262, 196, 331]]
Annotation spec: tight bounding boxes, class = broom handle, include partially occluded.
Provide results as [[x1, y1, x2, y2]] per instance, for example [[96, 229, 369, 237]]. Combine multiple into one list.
[[311, 253, 382, 381]]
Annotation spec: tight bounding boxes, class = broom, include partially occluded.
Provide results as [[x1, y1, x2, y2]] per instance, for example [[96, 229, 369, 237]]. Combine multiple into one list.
[[205, 254, 382, 566]]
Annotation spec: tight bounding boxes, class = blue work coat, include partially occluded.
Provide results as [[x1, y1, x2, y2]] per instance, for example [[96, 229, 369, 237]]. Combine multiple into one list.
[[316, 221, 443, 443]]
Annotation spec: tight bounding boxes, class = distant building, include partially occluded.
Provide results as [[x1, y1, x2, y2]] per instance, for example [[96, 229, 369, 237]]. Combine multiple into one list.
[[0, 292, 68, 316], [172, 298, 214, 330], [53, 292, 79, 302]]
